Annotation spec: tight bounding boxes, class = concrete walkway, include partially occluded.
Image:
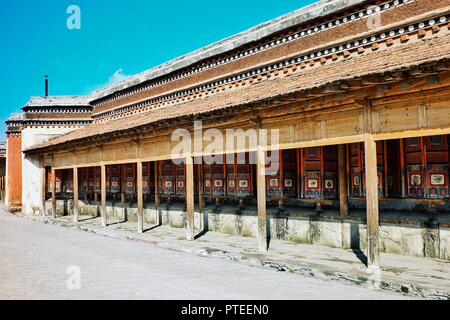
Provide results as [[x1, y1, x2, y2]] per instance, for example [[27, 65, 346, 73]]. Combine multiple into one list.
[[8, 210, 450, 300], [0, 210, 413, 300]]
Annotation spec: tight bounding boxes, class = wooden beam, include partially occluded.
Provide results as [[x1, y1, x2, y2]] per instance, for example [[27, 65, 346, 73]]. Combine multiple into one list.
[[186, 157, 195, 241], [101, 165, 107, 227], [73, 167, 79, 223], [338, 144, 349, 219], [374, 128, 450, 141], [51, 168, 56, 219], [364, 133, 380, 270], [137, 161, 144, 233]]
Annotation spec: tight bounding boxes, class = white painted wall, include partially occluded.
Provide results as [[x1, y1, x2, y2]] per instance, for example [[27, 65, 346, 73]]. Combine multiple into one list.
[[21, 127, 78, 215]]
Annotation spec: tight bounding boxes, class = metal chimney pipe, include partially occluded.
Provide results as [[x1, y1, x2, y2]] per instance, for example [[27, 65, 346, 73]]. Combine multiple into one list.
[[45, 75, 49, 97]]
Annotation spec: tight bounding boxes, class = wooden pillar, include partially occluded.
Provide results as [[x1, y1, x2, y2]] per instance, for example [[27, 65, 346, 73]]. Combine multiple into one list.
[[300, 149, 305, 198], [399, 139, 406, 197], [364, 133, 380, 269], [198, 162, 204, 212], [186, 157, 195, 241], [346, 145, 351, 196], [338, 144, 349, 218], [137, 161, 144, 233], [234, 153, 238, 202], [73, 167, 79, 223], [223, 155, 227, 198], [421, 138, 428, 198], [257, 137, 268, 252], [101, 165, 107, 227], [154, 162, 160, 208], [51, 168, 56, 218], [296, 149, 301, 199], [279, 150, 284, 197], [41, 164, 47, 216], [383, 141, 389, 198]]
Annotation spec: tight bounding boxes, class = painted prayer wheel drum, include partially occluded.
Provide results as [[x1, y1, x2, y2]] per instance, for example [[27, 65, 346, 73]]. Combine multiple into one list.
[[62, 169, 73, 193], [142, 162, 154, 196], [121, 163, 136, 195], [425, 136, 449, 199], [81, 168, 89, 193], [203, 153, 253, 199], [406, 135, 449, 199], [226, 158, 236, 197], [350, 142, 384, 198], [234, 153, 253, 198], [302, 146, 338, 200], [86, 167, 95, 193], [107, 165, 121, 194], [202, 155, 225, 197], [175, 162, 186, 196], [208, 160, 225, 197], [160, 160, 175, 196], [47, 169, 63, 193], [93, 167, 101, 193], [266, 149, 297, 198]]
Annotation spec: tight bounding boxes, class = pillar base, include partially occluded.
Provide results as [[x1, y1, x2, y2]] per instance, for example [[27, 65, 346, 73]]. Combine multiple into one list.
[[258, 241, 269, 253], [186, 231, 195, 241]]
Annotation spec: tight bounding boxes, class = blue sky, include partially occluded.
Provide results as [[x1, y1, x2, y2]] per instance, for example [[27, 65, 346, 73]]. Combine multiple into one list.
[[0, 0, 315, 139]]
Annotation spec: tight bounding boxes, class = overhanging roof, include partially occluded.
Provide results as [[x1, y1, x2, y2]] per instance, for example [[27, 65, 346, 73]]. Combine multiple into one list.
[[25, 32, 450, 154], [23, 96, 91, 108]]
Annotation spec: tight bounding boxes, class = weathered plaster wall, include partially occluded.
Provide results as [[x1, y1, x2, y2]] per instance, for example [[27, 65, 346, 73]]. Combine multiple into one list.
[[22, 127, 78, 215]]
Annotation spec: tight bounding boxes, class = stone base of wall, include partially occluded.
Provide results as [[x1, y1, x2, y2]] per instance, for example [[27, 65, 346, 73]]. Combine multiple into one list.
[[286, 198, 450, 213], [45, 200, 450, 261]]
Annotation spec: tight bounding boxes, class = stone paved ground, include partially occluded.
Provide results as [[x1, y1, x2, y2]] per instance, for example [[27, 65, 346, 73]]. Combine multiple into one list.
[[23, 211, 450, 299], [0, 209, 418, 300]]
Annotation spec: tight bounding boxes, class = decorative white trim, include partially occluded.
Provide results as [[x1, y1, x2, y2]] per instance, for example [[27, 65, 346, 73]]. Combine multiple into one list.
[[94, 0, 414, 107], [94, 12, 447, 123]]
